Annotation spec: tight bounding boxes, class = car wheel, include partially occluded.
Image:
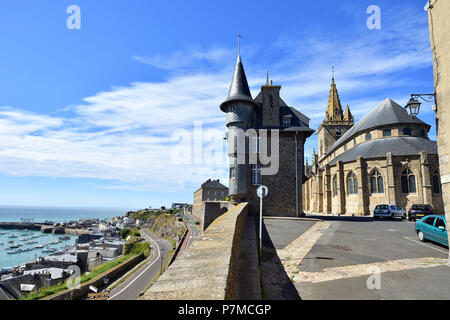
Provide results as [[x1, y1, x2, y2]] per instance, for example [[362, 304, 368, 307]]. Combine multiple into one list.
[[418, 230, 425, 242]]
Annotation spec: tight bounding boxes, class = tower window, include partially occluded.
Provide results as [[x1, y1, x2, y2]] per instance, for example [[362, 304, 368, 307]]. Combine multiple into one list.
[[366, 132, 372, 141], [251, 164, 262, 186], [383, 129, 392, 137], [403, 128, 411, 136], [333, 175, 338, 197], [230, 167, 236, 179], [282, 116, 291, 125], [250, 136, 261, 154]]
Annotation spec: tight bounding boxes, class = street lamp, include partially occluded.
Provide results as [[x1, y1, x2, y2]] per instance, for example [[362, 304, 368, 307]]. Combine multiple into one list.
[[404, 93, 437, 118], [405, 97, 421, 118]]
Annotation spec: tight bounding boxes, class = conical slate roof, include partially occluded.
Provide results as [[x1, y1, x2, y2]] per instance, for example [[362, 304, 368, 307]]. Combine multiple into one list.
[[220, 55, 255, 111], [328, 98, 429, 154]]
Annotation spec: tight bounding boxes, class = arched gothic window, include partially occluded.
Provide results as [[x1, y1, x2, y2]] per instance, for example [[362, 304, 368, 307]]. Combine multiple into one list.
[[370, 170, 384, 194], [432, 169, 441, 195], [347, 172, 358, 195], [401, 168, 416, 194]]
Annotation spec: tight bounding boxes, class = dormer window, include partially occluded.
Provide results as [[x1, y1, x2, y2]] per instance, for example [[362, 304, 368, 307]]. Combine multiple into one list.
[[282, 115, 292, 126]]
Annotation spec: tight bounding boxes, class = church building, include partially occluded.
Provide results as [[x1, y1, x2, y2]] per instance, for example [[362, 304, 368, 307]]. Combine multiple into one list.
[[220, 54, 314, 216], [303, 77, 444, 216]]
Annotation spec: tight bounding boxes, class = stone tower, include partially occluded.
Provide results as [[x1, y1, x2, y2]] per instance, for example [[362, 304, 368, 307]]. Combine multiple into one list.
[[317, 76, 354, 161], [220, 54, 257, 203]]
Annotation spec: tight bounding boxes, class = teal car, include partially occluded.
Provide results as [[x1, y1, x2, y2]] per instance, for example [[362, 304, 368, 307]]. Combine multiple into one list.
[[415, 215, 448, 247]]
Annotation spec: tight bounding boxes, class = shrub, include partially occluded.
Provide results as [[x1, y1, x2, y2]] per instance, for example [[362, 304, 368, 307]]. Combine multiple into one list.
[[120, 229, 131, 239]]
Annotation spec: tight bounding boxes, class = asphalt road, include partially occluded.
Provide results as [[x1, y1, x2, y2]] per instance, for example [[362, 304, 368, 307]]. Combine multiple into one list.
[[184, 214, 199, 249], [262, 216, 450, 300], [108, 229, 172, 300]]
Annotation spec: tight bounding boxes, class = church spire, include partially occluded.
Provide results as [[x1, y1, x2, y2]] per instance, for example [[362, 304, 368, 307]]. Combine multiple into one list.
[[344, 104, 354, 122], [325, 76, 344, 122]]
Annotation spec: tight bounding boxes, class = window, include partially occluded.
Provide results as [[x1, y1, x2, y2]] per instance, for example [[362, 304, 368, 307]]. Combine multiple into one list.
[[230, 167, 236, 179], [251, 136, 261, 154], [366, 132, 372, 141], [403, 128, 411, 136], [436, 218, 446, 229], [401, 168, 416, 194], [424, 217, 435, 226], [206, 190, 210, 201], [347, 172, 358, 195], [353, 138, 356, 146], [251, 164, 262, 186], [344, 144, 347, 152], [420, 129, 426, 137], [282, 116, 291, 125], [432, 169, 441, 194], [214, 191, 217, 201], [383, 129, 392, 137], [370, 170, 384, 194], [333, 175, 338, 197]]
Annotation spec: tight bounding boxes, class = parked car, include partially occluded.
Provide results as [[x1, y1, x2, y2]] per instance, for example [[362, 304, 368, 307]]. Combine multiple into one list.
[[374, 204, 405, 219], [415, 215, 448, 247], [408, 204, 434, 221]]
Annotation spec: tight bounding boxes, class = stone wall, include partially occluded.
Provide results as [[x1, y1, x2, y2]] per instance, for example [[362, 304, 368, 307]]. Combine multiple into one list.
[[248, 132, 306, 217], [429, 0, 450, 231], [141, 202, 248, 300]]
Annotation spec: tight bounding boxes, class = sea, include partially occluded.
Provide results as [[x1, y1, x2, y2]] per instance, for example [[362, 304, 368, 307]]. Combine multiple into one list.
[[0, 206, 130, 270]]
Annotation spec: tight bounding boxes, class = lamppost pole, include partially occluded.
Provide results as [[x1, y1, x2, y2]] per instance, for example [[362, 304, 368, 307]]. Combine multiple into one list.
[[160, 248, 164, 276]]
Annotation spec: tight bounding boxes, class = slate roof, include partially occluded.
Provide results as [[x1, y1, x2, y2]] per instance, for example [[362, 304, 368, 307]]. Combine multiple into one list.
[[201, 179, 228, 189], [327, 136, 438, 166], [253, 92, 315, 135], [328, 98, 429, 155], [220, 55, 255, 111]]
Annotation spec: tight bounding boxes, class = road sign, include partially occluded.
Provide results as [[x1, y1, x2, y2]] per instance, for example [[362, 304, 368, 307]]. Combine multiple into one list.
[[257, 185, 268, 198]]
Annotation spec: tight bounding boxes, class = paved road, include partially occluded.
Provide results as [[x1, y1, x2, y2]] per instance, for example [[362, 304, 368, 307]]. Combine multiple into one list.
[[261, 216, 450, 300], [184, 214, 199, 249], [108, 229, 172, 300]]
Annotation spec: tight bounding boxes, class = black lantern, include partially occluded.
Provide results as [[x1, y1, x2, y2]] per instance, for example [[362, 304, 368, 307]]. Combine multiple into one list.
[[405, 97, 421, 118]]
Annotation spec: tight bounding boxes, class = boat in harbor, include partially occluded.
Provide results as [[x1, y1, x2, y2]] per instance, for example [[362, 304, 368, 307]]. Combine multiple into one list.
[[8, 240, 14, 244], [34, 244, 45, 249], [8, 234, 17, 239], [24, 241, 38, 245], [42, 247, 57, 253], [8, 245, 20, 249], [58, 236, 71, 241]]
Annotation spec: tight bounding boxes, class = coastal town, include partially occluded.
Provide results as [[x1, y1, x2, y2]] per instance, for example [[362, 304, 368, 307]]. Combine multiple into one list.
[[0, 0, 448, 310], [0, 204, 196, 300]]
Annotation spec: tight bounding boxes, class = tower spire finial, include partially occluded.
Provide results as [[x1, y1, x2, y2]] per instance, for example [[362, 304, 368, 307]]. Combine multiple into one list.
[[266, 71, 269, 85], [238, 33, 243, 56], [331, 66, 335, 80]]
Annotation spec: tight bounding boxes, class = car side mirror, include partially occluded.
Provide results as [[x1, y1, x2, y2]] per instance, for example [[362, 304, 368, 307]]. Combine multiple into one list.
[[438, 226, 446, 231]]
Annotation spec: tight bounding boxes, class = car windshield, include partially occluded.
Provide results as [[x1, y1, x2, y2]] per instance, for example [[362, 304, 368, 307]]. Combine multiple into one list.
[[376, 205, 388, 210], [412, 205, 426, 210]]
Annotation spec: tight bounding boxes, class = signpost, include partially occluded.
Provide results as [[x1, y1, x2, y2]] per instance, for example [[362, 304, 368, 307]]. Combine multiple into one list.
[[257, 185, 268, 254]]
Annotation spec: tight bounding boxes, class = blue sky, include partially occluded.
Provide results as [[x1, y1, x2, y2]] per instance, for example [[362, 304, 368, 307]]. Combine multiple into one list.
[[0, 0, 436, 209]]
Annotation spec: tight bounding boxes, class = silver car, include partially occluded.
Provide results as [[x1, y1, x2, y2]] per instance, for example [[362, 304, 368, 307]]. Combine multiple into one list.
[[374, 204, 405, 219]]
